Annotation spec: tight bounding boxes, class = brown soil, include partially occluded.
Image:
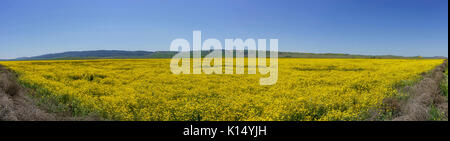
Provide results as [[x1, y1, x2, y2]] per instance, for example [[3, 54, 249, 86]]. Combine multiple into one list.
[[384, 60, 448, 121], [0, 65, 95, 121]]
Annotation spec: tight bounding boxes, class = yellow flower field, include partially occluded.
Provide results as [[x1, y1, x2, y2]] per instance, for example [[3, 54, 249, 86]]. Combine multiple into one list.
[[0, 59, 443, 121]]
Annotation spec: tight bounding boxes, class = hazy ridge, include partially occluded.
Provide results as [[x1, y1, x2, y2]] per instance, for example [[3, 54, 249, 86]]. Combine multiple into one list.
[[2, 50, 447, 61]]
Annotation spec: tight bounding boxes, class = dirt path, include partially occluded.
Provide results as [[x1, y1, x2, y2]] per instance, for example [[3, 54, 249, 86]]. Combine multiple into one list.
[[392, 60, 448, 121], [0, 65, 57, 120], [0, 65, 89, 121]]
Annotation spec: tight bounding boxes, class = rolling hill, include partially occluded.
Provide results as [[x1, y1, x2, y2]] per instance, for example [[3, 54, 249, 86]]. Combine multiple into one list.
[[4, 50, 447, 61]]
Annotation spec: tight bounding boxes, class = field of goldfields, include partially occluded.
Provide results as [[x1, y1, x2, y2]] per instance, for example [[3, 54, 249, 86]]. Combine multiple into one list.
[[0, 59, 443, 121]]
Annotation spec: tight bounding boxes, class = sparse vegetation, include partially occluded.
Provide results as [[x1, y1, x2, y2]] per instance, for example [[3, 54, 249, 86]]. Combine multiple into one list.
[[429, 104, 446, 120], [441, 67, 448, 98], [0, 66, 97, 121]]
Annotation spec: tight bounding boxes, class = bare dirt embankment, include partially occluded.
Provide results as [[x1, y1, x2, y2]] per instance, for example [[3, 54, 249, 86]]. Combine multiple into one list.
[[380, 60, 448, 121], [0, 65, 95, 121], [0, 65, 57, 120], [394, 60, 448, 121]]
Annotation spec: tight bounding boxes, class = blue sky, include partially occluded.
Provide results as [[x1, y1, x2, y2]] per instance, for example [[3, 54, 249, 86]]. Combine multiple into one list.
[[0, 0, 448, 59]]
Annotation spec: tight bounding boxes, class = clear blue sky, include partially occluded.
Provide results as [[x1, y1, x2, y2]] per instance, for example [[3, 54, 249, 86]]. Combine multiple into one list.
[[0, 0, 448, 59]]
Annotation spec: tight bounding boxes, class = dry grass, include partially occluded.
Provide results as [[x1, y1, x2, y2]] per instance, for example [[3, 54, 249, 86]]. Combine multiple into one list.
[[391, 60, 448, 121], [0, 65, 53, 121], [0, 65, 97, 121], [0, 91, 18, 121]]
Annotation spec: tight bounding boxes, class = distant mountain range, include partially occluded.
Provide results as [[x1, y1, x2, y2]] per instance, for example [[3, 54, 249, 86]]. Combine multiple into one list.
[[2, 50, 447, 61], [12, 50, 177, 60]]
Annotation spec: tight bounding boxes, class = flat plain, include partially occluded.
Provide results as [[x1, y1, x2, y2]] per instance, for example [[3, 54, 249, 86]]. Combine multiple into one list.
[[0, 58, 444, 121]]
